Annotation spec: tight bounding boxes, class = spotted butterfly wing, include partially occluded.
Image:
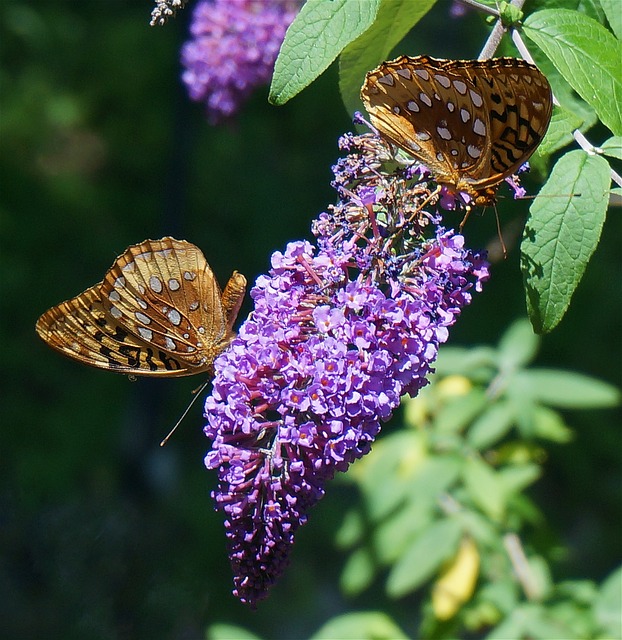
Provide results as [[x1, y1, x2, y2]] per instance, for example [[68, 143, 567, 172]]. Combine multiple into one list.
[[361, 55, 553, 205], [36, 238, 246, 376]]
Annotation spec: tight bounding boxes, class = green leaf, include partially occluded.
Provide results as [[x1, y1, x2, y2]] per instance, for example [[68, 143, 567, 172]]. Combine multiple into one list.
[[499, 463, 541, 496], [521, 150, 610, 333], [207, 624, 263, 640], [600, 0, 622, 39], [498, 318, 540, 370], [467, 400, 516, 449], [387, 518, 462, 596], [523, 9, 622, 135], [433, 388, 488, 434], [463, 457, 505, 522], [339, 0, 436, 118], [340, 546, 376, 596], [269, 0, 380, 105], [515, 369, 621, 408], [433, 346, 498, 380], [311, 612, 409, 640], [531, 405, 573, 442], [335, 508, 364, 548], [375, 499, 435, 564], [594, 565, 622, 639], [537, 105, 584, 157], [529, 52, 597, 140], [600, 135, 622, 160]]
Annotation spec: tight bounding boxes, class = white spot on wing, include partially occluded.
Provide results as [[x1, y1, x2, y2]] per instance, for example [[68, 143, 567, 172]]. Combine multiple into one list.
[[135, 311, 151, 325], [419, 92, 432, 107], [149, 276, 163, 293], [168, 309, 182, 326], [434, 74, 451, 88], [437, 126, 452, 140], [453, 80, 467, 95], [168, 278, 180, 291], [138, 327, 153, 341], [469, 89, 483, 107]]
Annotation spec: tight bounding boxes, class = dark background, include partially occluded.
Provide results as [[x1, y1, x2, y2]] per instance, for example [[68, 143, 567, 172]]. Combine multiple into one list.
[[2, 2, 620, 638]]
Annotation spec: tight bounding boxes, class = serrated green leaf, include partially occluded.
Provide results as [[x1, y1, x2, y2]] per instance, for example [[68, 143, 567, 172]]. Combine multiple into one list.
[[387, 518, 462, 597], [537, 105, 584, 157], [529, 52, 598, 140], [521, 150, 610, 333], [340, 546, 376, 596], [463, 457, 505, 521], [600, 0, 622, 39], [498, 318, 540, 371], [594, 565, 622, 639], [523, 9, 622, 135], [339, 0, 436, 118], [600, 135, 622, 160], [311, 612, 409, 640], [515, 369, 621, 408], [269, 0, 380, 105], [207, 624, 263, 640], [467, 400, 516, 449]]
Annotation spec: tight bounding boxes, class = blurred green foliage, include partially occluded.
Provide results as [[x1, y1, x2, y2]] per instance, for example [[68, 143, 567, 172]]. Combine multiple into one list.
[[1, 1, 620, 639]]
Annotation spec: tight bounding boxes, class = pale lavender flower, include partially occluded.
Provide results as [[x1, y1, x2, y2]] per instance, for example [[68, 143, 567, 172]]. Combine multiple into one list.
[[181, 0, 299, 124], [204, 129, 490, 605]]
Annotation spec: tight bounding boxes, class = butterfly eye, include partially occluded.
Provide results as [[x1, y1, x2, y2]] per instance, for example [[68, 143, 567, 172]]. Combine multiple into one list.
[[36, 238, 246, 377], [361, 55, 552, 206]]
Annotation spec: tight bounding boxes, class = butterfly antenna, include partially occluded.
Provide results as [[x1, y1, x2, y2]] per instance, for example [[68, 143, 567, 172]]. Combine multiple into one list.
[[160, 379, 210, 446], [458, 204, 474, 231], [494, 204, 508, 260]]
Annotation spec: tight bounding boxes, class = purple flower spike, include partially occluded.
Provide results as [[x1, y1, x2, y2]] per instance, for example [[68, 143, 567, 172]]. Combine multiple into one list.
[[181, 0, 299, 124], [204, 130, 490, 606]]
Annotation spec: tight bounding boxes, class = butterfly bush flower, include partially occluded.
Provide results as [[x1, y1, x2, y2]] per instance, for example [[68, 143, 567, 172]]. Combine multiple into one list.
[[181, 0, 299, 124], [204, 126, 490, 606]]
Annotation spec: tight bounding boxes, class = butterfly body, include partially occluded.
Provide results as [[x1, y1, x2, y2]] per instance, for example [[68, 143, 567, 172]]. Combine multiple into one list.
[[361, 55, 553, 205], [36, 238, 246, 376]]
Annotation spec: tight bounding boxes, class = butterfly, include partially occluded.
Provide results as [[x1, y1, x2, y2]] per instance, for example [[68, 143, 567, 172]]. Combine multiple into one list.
[[36, 237, 247, 377], [360, 55, 553, 206]]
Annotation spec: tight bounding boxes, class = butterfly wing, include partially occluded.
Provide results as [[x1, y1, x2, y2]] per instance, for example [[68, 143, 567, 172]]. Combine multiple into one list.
[[361, 55, 552, 196], [100, 237, 232, 372], [36, 284, 194, 375], [452, 58, 552, 189]]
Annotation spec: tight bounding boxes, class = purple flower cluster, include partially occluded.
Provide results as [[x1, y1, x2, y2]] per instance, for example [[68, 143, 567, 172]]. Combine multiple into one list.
[[181, 0, 299, 123], [204, 129, 490, 606]]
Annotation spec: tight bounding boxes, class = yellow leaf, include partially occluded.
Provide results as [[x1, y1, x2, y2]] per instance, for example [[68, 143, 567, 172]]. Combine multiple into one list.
[[432, 537, 480, 620]]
